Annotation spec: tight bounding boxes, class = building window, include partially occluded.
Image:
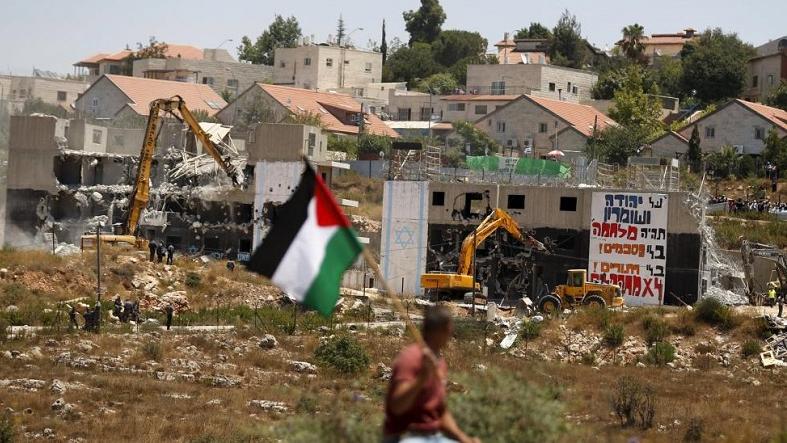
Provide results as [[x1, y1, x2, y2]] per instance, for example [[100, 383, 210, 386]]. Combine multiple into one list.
[[491, 81, 506, 95], [567, 81, 572, 92], [559, 196, 577, 212], [369, 106, 376, 114], [432, 191, 445, 206], [539, 123, 548, 133], [304, 57, 311, 66], [572, 86, 578, 95], [227, 79, 239, 89], [768, 74, 775, 86], [279, 61, 286, 68], [487, 119, 492, 126], [91, 129, 102, 144], [496, 121, 506, 133], [57, 91, 67, 101], [752, 75, 758, 87], [91, 97, 99, 107], [397, 108, 411, 121], [307, 133, 316, 156], [420, 107, 433, 121], [755, 127, 765, 140], [447, 103, 465, 111], [548, 82, 556, 92], [108, 65, 121, 74], [364, 62, 373, 73], [705, 127, 715, 138], [507, 194, 525, 209], [19, 89, 26, 98], [344, 60, 350, 65], [474, 105, 487, 115], [202, 77, 214, 85], [326, 58, 333, 67]]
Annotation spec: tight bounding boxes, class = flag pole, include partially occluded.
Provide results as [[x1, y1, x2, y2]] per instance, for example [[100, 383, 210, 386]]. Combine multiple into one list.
[[360, 248, 425, 346]]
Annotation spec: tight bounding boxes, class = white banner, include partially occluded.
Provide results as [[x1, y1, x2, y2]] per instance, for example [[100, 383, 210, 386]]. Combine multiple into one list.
[[588, 192, 668, 306]]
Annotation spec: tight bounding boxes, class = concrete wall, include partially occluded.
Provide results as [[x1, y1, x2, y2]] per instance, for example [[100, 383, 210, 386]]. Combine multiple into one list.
[[246, 123, 327, 163], [678, 101, 787, 155], [273, 46, 383, 91], [387, 91, 436, 121], [7, 116, 59, 192], [0, 75, 87, 111], [379, 181, 429, 295], [106, 127, 145, 155], [442, 99, 512, 123], [745, 53, 786, 101], [74, 77, 130, 119], [252, 161, 304, 248], [466, 64, 597, 102], [650, 133, 689, 158]]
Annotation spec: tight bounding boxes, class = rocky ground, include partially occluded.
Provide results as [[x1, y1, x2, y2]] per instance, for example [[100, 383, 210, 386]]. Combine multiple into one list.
[[1, 249, 787, 442]]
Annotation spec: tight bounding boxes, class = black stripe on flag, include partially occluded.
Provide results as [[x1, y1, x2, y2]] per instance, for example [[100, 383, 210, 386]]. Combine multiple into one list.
[[246, 164, 316, 278]]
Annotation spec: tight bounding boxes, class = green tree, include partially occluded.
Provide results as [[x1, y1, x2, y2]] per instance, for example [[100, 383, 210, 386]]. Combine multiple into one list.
[[550, 10, 590, 69], [687, 125, 701, 173], [705, 145, 739, 178], [383, 42, 441, 86], [431, 30, 487, 68], [449, 121, 500, 155], [135, 36, 168, 59], [381, 20, 388, 64], [235, 95, 278, 132], [619, 24, 646, 63], [651, 57, 684, 98], [449, 54, 497, 86], [416, 72, 458, 95], [238, 15, 302, 65], [762, 127, 787, 170], [515, 22, 552, 40], [19, 98, 69, 118], [336, 14, 346, 46], [589, 125, 650, 165], [608, 65, 663, 137], [403, 0, 446, 45], [680, 28, 755, 104], [358, 134, 392, 157], [327, 133, 358, 158], [765, 81, 787, 111]]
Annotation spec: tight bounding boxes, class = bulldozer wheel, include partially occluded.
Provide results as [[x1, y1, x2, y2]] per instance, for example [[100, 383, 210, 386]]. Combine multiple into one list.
[[538, 295, 562, 315], [582, 294, 606, 309]]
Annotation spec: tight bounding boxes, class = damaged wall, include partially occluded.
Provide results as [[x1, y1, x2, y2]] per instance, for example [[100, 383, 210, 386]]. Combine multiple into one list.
[[252, 161, 303, 248], [7, 116, 60, 192]]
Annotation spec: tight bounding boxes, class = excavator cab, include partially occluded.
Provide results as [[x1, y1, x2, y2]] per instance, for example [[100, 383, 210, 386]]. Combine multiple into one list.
[[563, 269, 588, 301]]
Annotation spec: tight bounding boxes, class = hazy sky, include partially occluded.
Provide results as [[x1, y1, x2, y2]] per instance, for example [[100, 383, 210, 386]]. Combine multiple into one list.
[[1, 0, 784, 75]]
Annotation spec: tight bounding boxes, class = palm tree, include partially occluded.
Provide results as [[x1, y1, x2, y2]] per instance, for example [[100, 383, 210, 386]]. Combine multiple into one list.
[[620, 24, 645, 62]]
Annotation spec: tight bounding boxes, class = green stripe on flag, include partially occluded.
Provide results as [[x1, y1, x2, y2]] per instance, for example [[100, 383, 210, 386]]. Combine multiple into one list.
[[302, 227, 362, 316]]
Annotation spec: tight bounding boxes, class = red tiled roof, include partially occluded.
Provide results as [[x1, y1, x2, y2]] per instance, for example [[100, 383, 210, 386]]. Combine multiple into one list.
[[441, 94, 520, 101], [258, 84, 398, 137], [643, 36, 690, 46], [527, 95, 616, 136], [737, 99, 787, 131], [76, 44, 204, 66], [76, 53, 110, 66], [102, 75, 226, 116], [102, 50, 134, 62]]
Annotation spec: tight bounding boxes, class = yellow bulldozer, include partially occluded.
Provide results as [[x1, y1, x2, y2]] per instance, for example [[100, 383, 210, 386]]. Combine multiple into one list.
[[420, 208, 547, 297], [536, 269, 625, 313], [80, 96, 244, 251]]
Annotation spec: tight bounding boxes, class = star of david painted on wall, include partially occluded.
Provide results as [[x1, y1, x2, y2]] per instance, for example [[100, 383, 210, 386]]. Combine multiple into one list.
[[394, 226, 415, 249]]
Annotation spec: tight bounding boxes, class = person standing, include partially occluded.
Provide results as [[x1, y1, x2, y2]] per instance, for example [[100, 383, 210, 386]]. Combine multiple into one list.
[[166, 244, 175, 265], [156, 243, 165, 263], [148, 239, 158, 262], [383, 305, 479, 443], [68, 305, 78, 330], [768, 285, 777, 307], [165, 304, 174, 331], [778, 290, 784, 318]]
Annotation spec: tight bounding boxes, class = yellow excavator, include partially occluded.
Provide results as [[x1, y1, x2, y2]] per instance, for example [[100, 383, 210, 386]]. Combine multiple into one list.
[[80, 96, 244, 250], [420, 208, 547, 296]]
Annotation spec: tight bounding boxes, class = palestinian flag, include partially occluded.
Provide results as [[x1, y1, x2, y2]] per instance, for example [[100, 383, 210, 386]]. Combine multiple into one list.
[[247, 164, 362, 316]]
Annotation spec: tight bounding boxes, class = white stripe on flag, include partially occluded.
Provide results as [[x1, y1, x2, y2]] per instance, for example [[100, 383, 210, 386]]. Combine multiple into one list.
[[271, 197, 338, 301]]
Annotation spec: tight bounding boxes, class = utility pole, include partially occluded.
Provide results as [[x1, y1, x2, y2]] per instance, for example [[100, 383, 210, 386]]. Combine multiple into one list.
[[95, 224, 101, 301], [51, 226, 56, 255], [471, 228, 477, 317]]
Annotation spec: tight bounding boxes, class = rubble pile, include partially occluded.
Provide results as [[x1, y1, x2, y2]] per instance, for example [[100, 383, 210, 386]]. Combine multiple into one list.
[[350, 215, 382, 233]]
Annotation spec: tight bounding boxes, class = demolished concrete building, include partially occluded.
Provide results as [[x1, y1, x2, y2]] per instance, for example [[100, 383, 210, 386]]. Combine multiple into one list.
[[379, 178, 706, 306]]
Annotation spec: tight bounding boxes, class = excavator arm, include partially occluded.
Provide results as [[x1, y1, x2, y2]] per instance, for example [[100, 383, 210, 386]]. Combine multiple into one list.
[[125, 96, 244, 237], [456, 208, 547, 276]]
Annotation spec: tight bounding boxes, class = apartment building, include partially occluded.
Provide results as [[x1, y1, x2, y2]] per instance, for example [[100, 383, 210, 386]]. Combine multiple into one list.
[[272, 44, 382, 91], [0, 74, 87, 113], [466, 64, 598, 102], [745, 36, 787, 102]]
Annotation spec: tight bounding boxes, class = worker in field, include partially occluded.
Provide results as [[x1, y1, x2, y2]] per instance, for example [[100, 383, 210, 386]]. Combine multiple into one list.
[[166, 244, 175, 265], [383, 305, 479, 443], [156, 243, 165, 263], [68, 305, 78, 330], [778, 290, 784, 318], [768, 284, 777, 307], [113, 296, 123, 319], [165, 304, 174, 331], [148, 239, 158, 262]]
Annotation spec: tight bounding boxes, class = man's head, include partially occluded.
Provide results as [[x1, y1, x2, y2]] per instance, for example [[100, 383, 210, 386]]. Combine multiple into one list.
[[422, 305, 453, 351]]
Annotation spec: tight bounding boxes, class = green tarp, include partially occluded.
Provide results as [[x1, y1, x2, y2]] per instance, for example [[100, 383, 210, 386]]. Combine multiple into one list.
[[465, 155, 570, 178]]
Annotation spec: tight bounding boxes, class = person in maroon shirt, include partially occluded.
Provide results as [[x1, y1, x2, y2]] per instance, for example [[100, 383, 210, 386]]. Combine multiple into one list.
[[383, 305, 479, 443]]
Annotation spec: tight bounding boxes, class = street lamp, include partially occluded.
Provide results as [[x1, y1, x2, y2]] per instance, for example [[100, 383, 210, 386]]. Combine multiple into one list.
[[345, 28, 364, 47], [216, 38, 234, 49]]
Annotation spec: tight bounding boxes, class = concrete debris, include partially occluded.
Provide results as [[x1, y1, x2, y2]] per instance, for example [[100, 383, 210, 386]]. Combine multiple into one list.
[[349, 215, 381, 233], [248, 400, 288, 413], [0, 378, 47, 391], [376, 363, 392, 381], [702, 286, 748, 306], [288, 360, 317, 374], [258, 334, 278, 350], [54, 243, 81, 256]]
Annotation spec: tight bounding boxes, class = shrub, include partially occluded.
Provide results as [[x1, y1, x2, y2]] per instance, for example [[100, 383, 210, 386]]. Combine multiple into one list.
[[646, 342, 675, 366], [694, 343, 715, 354], [141, 340, 163, 362], [295, 394, 318, 414], [519, 320, 542, 349], [581, 351, 597, 366], [313, 335, 369, 374], [0, 411, 15, 443], [671, 310, 697, 336], [450, 369, 567, 442], [644, 318, 670, 346], [603, 323, 625, 348], [693, 354, 716, 370], [741, 340, 762, 358], [610, 376, 657, 429], [185, 272, 202, 288], [694, 298, 739, 330], [683, 417, 704, 442], [265, 412, 381, 443]]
